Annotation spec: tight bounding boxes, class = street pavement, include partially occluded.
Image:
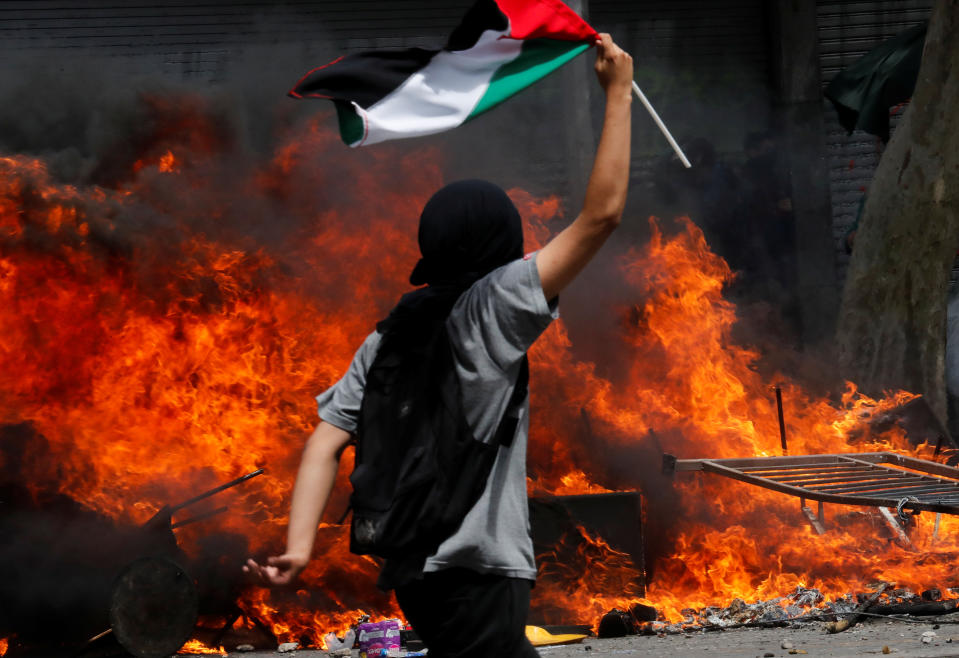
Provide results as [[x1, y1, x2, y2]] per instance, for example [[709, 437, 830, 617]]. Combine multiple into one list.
[[184, 615, 959, 657]]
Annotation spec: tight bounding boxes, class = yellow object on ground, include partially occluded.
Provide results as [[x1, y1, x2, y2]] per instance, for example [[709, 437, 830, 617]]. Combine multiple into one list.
[[525, 625, 588, 646]]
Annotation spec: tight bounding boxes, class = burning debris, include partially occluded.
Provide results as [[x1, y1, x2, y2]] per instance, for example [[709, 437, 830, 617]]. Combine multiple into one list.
[[0, 449, 263, 657], [530, 491, 646, 626], [2, 65, 959, 652], [587, 583, 959, 642]]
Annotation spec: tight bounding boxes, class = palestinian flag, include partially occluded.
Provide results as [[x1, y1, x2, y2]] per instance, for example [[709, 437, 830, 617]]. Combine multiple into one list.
[[289, 0, 597, 147]]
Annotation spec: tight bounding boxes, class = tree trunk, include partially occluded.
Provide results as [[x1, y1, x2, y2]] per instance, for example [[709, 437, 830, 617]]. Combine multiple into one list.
[[837, 0, 959, 422]]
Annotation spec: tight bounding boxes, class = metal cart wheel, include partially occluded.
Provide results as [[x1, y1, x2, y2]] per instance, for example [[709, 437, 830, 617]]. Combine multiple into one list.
[[109, 556, 198, 658]]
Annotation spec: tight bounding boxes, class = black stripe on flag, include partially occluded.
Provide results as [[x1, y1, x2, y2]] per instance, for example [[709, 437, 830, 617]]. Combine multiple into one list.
[[446, 0, 508, 51], [290, 48, 438, 108]]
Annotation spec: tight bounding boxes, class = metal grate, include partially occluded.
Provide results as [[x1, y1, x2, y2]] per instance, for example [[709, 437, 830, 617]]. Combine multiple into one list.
[[670, 452, 959, 515]]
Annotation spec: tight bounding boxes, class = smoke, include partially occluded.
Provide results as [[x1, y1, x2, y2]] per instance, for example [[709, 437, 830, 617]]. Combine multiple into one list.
[[0, 35, 813, 452], [0, 25, 861, 641], [0, 7, 820, 359], [0, 48, 419, 314], [0, 32, 804, 365], [0, 424, 155, 646]]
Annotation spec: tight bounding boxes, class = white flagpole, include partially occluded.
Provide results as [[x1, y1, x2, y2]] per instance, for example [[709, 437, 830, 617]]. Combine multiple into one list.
[[631, 80, 691, 169]]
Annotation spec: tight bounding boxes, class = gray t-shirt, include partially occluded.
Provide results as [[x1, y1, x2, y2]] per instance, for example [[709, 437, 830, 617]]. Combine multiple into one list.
[[316, 253, 558, 583]]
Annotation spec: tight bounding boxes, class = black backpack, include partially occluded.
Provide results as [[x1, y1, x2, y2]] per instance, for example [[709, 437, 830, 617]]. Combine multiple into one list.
[[348, 288, 528, 560]]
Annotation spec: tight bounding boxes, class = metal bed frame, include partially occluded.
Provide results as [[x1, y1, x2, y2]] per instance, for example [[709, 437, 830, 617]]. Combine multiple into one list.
[[664, 452, 959, 537]]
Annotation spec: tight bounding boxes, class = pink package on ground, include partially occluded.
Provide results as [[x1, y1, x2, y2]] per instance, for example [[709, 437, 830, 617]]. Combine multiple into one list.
[[357, 619, 402, 656]]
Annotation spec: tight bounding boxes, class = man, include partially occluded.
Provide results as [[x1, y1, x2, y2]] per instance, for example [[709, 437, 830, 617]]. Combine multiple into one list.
[[245, 33, 633, 657]]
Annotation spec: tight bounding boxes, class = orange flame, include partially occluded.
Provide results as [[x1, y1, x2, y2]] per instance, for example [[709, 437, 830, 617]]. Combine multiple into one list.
[[0, 103, 951, 646], [0, 120, 422, 644], [523, 216, 943, 626], [534, 525, 645, 625], [178, 639, 226, 655], [158, 150, 180, 173]]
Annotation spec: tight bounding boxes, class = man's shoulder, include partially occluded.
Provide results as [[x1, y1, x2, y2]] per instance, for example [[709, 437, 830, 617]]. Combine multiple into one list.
[[340, 330, 383, 382], [445, 252, 556, 361], [352, 330, 383, 359], [458, 253, 540, 303]]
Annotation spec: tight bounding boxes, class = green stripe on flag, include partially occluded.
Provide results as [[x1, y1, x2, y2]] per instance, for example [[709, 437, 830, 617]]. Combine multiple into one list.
[[470, 39, 591, 118], [334, 100, 366, 146]]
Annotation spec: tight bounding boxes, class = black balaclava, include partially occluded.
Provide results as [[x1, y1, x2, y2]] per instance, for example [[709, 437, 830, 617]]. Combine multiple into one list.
[[377, 179, 524, 333], [409, 179, 524, 287]]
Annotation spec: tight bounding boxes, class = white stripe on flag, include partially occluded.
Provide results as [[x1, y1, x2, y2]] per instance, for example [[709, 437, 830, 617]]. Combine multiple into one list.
[[353, 28, 523, 146]]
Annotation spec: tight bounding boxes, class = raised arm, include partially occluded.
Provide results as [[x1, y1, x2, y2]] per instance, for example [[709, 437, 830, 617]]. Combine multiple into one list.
[[244, 420, 352, 586], [537, 33, 633, 301]]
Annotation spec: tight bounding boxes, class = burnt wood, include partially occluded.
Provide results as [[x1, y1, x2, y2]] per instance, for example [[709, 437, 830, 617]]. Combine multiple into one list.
[[869, 599, 959, 616]]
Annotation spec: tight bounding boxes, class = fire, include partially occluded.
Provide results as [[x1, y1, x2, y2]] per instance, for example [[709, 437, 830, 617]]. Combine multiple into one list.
[[534, 525, 645, 625], [158, 150, 180, 173], [133, 149, 179, 174], [236, 527, 400, 648], [0, 638, 8, 656], [178, 639, 226, 655], [0, 115, 421, 645], [1, 89, 955, 649], [552, 469, 614, 495], [524, 216, 950, 625]]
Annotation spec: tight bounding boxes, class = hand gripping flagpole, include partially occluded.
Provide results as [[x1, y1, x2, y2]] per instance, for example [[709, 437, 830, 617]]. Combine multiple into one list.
[[631, 80, 691, 169]]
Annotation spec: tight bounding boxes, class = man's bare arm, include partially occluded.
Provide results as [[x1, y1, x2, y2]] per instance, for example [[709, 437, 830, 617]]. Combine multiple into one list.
[[537, 34, 633, 301], [244, 420, 352, 586]]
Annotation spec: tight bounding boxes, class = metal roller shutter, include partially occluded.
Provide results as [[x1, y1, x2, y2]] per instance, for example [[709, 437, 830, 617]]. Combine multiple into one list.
[[0, 1, 473, 80], [816, 0, 932, 283]]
